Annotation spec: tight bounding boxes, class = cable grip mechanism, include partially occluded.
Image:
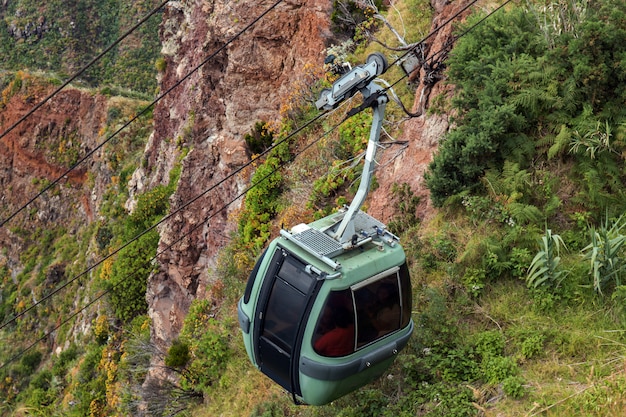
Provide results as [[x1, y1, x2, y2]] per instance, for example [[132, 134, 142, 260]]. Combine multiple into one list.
[[315, 52, 388, 112]]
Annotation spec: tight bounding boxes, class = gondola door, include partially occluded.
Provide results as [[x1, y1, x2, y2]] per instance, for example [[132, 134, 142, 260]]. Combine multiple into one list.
[[254, 248, 319, 394]]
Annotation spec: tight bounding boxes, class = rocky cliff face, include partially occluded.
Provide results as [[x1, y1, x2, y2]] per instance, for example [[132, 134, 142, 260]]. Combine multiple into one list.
[[143, 0, 333, 350], [0, 79, 107, 280]]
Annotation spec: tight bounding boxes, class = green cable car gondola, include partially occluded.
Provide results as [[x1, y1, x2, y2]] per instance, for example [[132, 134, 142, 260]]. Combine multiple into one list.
[[238, 53, 414, 406]]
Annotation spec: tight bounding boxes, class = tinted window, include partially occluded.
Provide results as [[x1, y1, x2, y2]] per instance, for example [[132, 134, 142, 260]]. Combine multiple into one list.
[[277, 255, 316, 294], [355, 274, 402, 346], [263, 278, 307, 352], [312, 290, 355, 357], [313, 265, 410, 357], [255, 250, 318, 394]]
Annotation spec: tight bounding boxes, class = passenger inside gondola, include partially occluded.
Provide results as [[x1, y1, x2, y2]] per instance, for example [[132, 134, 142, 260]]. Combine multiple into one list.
[[313, 291, 355, 357], [313, 275, 403, 357], [313, 306, 355, 357]]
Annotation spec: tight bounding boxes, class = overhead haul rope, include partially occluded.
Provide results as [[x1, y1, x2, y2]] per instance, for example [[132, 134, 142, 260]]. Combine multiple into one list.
[[0, 107, 328, 331], [0, 0, 490, 331], [0, 0, 171, 143], [0, 0, 516, 367], [0, 0, 285, 229], [0, 106, 351, 371]]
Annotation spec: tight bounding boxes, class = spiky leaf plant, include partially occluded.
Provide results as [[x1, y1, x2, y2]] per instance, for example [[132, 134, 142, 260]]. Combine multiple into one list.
[[527, 228, 568, 288], [581, 214, 626, 295]]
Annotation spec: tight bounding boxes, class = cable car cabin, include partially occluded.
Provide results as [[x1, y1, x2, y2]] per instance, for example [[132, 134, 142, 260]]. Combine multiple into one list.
[[238, 210, 414, 405], [239, 52, 412, 405]]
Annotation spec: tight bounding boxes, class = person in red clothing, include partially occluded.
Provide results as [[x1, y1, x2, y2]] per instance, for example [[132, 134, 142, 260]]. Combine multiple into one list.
[[314, 306, 355, 357]]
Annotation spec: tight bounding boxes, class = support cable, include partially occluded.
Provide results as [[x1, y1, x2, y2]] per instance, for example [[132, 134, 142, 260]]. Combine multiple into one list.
[[0, 107, 348, 371], [0, 105, 324, 331], [0, 0, 516, 368], [0, 0, 285, 229]]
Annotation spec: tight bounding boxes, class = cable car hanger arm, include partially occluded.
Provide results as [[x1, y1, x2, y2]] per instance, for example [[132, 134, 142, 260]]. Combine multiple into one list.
[[279, 53, 398, 270], [316, 53, 395, 246], [330, 87, 387, 245]]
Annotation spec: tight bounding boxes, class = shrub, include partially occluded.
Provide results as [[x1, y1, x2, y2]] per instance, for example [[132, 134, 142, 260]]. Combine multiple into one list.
[[93, 315, 110, 345], [462, 267, 486, 298], [52, 344, 79, 378], [107, 182, 174, 322], [472, 330, 505, 359], [244, 121, 274, 155], [107, 232, 156, 322], [482, 356, 519, 384], [520, 333, 545, 360], [95, 222, 113, 251], [510, 247, 533, 279], [21, 350, 43, 373], [30, 369, 53, 391], [178, 300, 230, 393], [155, 57, 167, 73], [387, 182, 420, 235], [502, 375, 525, 399], [165, 339, 190, 368]]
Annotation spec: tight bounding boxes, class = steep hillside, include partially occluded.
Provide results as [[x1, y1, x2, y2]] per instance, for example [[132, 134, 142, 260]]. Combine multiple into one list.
[[2, 0, 626, 416], [143, 0, 333, 354], [0, 0, 336, 415]]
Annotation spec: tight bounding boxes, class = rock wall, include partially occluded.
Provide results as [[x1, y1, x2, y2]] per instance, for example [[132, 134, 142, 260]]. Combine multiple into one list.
[[144, 0, 333, 350], [0, 82, 108, 269]]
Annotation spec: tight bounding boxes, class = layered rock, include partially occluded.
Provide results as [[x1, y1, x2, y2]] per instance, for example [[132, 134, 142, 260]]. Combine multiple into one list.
[[0, 83, 108, 271], [144, 0, 333, 350]]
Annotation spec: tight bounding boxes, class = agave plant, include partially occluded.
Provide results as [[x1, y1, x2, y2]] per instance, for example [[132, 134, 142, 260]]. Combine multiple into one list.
[[581, 214, 626, 295], [527, 228, 568, 288]]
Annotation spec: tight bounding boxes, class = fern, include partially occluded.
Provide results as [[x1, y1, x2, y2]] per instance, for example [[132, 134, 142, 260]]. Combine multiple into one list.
[[547, 124, 572, 159], [510, 87, 558, 118], [481, 162, 544, 225], [508, 202, 543, 224]]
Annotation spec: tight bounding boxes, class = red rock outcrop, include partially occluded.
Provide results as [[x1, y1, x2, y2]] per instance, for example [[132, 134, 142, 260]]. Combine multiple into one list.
[[0, 83, 108, 259]]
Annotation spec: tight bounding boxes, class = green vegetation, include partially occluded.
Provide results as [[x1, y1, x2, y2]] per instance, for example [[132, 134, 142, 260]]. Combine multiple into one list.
[[582, 214, 626, 294], [309, 111, 372, 212], [0, 0, 162, 93], [4, 0, 626, 416], [526, 228, 568, 289], [107, 183, 175, 322], [425, 3, 626, 214]]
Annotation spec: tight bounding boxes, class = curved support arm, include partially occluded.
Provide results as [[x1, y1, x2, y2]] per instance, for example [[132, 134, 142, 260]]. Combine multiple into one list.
[[331, 85, 388, 244]]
